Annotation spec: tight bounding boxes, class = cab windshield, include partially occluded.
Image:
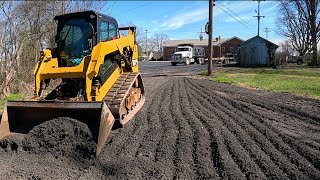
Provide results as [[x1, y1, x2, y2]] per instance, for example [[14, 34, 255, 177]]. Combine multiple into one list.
[[57, 18, 93, 66], [177, 48, 190, 52]]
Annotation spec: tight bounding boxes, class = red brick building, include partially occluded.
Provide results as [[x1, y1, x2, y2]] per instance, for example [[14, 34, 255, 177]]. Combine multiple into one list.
[[162, 37, 244, 61]]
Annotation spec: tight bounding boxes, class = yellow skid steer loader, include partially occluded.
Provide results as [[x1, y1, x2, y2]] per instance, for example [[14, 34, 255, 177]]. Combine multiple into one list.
[[0, 11, 145, 155]]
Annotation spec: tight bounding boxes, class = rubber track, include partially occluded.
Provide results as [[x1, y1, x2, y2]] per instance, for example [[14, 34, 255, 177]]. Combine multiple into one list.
[[104, 72, 139, 120]]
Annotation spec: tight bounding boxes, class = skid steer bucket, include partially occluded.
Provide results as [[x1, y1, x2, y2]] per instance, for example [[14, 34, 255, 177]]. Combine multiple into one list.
[[0, 101, 115, 156]]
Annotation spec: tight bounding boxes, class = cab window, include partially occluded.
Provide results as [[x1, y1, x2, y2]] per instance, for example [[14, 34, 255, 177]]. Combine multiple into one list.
[[99, 21, 117, 41], [108, 23, 117, 39], [100, 21, 109, 41]]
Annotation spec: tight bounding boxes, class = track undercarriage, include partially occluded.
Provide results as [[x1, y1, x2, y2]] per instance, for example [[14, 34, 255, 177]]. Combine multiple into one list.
[[104, 72, 145, 126]]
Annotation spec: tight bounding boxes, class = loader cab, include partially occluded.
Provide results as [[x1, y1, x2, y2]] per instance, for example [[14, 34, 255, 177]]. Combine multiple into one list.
[[54, 11, 118, 67]]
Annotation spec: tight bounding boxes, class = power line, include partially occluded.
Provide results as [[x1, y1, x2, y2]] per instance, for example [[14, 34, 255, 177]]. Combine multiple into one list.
[[215, 4, 254, 32], [123, 2, 154, 13], [218, 2, 251, 27]]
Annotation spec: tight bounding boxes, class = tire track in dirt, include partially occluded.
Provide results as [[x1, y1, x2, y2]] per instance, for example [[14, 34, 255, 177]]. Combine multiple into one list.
[[133, 79, 168, 163], [190, 78, 318, 178], [183, 81, 246, 179], [115, 83, 168, 159], [177, 78, 220, 179], [204, 87, 320, 177], [117, 76, 171, 159], [185, 79, 272, 179], [100, 76, 168, 161], [235, 102, 320, 173], [227, 91, 320, 151], [169, 78, 196, 179], [237, 100, 320, 166], [185, 78, 312, 177], [190, 80, 312, 177], [205, 81, 320, 126], [153, 78, 178, 179]]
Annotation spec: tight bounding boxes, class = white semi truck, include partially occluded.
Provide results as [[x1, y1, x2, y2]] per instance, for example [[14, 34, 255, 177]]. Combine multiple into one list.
[[171, 44, 205, 66]]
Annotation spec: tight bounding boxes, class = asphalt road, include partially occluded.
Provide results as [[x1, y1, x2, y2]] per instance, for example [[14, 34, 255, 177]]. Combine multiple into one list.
[[139, 61, 208, 77]]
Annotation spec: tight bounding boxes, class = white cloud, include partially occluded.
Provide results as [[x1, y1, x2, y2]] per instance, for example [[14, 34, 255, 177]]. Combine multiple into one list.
[[268, 37, 287, 46], [159, 7, 209, 30]]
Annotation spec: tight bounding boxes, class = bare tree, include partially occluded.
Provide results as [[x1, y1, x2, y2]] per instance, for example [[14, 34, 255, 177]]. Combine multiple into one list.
[[279, 40, 295, 56], [275, 40, 295, 66], [149, 33, 169, 55], [118, 21, 144, 44], [276, 0, 319, 66]]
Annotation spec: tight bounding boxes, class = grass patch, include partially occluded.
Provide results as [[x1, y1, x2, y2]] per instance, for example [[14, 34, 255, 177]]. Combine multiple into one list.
[[202, 67, 320, 98], [198, 71, 209, 76], [0, 93, 24, 112]]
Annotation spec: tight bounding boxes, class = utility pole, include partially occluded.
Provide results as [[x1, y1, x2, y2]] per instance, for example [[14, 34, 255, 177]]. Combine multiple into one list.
[[264, 27, 270, 39], [145, 30, 148, 61], [219, 35, 222, 67], [253, 0, 265, 36], [208, 0, 215, 76]]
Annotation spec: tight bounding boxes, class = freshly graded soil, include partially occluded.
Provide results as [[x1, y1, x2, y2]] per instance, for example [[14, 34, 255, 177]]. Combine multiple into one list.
[[0, 76, 320, 179], [22, 117, 96, 160]]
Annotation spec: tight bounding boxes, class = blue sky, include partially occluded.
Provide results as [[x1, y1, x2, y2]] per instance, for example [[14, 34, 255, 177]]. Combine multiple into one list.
[[101, 1, 284, 45]]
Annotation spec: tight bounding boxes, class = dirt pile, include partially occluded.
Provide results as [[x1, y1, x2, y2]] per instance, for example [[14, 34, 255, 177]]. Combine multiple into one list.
[[0, 117, 96, 162], [0, 134, 24, 152], [22, 117, 96, 160]]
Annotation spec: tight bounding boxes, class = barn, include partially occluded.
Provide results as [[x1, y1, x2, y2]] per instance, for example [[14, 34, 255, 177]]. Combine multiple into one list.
[[238, 36, 279, 67]]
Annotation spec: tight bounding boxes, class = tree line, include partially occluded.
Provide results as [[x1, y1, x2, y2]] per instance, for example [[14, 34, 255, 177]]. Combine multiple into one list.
[[0, 1, 169, 98], [119, 22, 170, 60], [276, 0, 319, 66]]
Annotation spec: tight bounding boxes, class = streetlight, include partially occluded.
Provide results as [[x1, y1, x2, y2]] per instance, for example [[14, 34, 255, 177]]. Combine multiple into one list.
[[145, 30, 148, 61]]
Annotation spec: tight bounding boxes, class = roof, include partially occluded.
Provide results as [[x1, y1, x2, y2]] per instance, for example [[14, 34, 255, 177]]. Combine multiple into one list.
[[54, 10, 118, 26], [221, 36, 245, 45], [163, 37, 240, 47], [241, 35, 279, 47]]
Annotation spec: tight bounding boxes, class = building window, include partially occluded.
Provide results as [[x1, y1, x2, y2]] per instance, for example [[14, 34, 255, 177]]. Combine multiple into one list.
[[230, 47, 234, 52], [222, 47, 225, 51]]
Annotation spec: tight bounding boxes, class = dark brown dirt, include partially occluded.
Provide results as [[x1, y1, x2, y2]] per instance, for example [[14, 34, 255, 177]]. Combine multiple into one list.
[[1, 76, 320, 179], [22, 117, 96, 160]]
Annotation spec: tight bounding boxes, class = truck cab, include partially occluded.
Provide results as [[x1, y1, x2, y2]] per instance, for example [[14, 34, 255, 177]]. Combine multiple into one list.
[[171, 44, 195, 66]]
